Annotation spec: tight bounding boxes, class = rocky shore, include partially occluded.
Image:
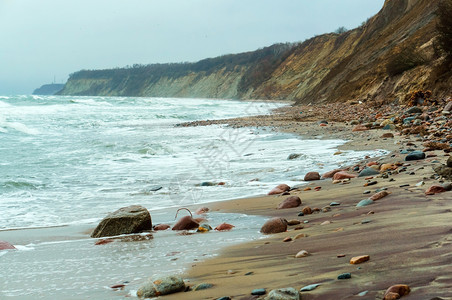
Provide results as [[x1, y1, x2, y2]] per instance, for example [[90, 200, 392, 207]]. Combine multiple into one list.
[[2, 95, 450, 299], [167, 96, 452, 299]]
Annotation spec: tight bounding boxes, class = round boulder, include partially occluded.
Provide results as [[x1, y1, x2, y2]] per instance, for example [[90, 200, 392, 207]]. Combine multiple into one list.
[[137, 275, 185, 298], [303, 172, 320, 181], [277, 196, 302, 209], [172, 215, 199, 231], [268, 184, 291, 195], [91, 205, 152, 238], [260, 217, 288, 234]]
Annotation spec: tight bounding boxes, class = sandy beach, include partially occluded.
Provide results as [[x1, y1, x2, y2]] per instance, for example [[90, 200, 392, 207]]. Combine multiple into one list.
[[168, 102, 452, 299]]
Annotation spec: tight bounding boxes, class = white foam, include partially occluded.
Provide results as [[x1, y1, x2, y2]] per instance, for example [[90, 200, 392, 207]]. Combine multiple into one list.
[[0, 100, 11, 107], [14, 245, 35, 251], [4, 122, 40, 135]]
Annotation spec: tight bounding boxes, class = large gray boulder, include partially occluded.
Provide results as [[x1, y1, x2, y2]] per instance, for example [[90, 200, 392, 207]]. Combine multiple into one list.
[[137, 275, 185, 298], [91, 205, 152, 238]]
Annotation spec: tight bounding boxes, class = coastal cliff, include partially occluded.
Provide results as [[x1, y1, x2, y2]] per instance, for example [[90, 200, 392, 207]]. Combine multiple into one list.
[[59, 0, 451, 103]]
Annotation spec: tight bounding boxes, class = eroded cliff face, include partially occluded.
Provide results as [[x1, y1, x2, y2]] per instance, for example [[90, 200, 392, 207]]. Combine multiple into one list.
[[60, 0, 450, 103]]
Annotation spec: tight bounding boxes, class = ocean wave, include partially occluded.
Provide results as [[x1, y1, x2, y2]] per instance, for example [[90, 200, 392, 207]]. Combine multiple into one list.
[[70, 99, 113, 106], [0, 121, 40, 135], [0, 100, 12, 107]]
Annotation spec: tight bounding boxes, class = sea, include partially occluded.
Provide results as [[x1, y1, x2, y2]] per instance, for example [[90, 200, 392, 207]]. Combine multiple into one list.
[[0, 95, 386, 299]]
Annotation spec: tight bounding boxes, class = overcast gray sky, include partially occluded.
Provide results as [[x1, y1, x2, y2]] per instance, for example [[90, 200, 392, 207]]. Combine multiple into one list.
[[0, 0, 385, 95]]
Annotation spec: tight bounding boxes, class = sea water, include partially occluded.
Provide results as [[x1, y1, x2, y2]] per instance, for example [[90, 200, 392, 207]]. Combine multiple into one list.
[[0, 95, 386, 299]]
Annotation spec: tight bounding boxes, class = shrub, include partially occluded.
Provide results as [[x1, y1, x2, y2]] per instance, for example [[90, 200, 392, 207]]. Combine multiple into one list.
[[386, 45, 427, 76], [334, 26, 348, 34], [437, 0, 452, 57]]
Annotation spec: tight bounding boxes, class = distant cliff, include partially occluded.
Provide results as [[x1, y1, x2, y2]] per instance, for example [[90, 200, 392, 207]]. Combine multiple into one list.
[[33, 84, 65, 95], [59, 0, 451, 104]]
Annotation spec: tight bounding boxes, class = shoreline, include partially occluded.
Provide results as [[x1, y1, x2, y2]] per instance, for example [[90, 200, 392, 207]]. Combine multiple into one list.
[[167, 102, 452, 299]]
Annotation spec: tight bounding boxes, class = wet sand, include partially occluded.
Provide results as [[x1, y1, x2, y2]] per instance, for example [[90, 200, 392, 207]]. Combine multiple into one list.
[[169, 113, 452, 299]]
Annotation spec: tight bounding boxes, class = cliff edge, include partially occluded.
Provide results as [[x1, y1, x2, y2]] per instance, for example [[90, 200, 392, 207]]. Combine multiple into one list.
[[59, 0, 451, 104]]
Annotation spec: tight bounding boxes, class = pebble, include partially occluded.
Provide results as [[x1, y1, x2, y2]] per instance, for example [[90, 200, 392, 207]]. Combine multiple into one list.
[[358, 167, 380, 177], [217, 297, 231, 300], [361, 219, 372, 224], [330, 202, 341, 206], [350, 255, 370, 264], [363, 190, 371, 194], [405, 151, 426, 161], [287, 219, 301, 226], [283, 237, 292, 242], [337, 273, 352, 279], [356, 199, 374, 207], [364, 181, 378, 186], [193, 283, 213, 291], [370, 190, 390, 201], [383, 284, 410, 300], [297, 212, 304, 217], [265, 287, 300, 300], [300, 283, 320, 291], [358, 290, 369, 296], [399, 184, 410, 187], [295, 250, 310, 258], [244, 271, 254, 276], [293, 233, 308, 239], [320, 220, 331, 225], [425, 185, 447, 195], [251, 288, 266, 295]]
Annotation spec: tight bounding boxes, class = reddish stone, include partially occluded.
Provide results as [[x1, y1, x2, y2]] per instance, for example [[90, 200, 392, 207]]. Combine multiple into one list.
[[268, 184, 291, 195], [319, 123, 327, 127], [314, 186, 321, 191], [350, 255, 370, 264], [215, 223, 235, 231], [383, 284, 410, 300], [381, 133, 394, 138], [425, 185, 447, 195], [195, 207, 209, 215], [260, 217, 288, 234], [333, 171, 357, 180], [366, 161, 378, 167], [370, 190, 390, 201], [302, 206, 312, 215], [95, 239, 114, 245], [303, 187, 312, 191], [153, 224, 170, 231], [352, 125, 368, 132], [277, 196, 302, 209], [304, 172, 321, 181], [322, 169, 343, 178], [0, 241, 16, 250], [172, 216, 199, 231], [380, 163, 397, 172]]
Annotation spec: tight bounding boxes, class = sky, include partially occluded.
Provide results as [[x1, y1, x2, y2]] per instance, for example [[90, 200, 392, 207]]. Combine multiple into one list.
[[0, 0, 385, 95]]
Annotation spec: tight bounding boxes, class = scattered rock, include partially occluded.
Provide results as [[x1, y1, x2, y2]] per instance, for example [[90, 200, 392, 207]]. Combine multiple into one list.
[[0, 241, 16, 250], [350, 255, 370, 264], [370, 190, 390, 201], [260, 218, 288, 234], [330, 202, 340, 206], [278, 196, 302, 209], [283, 237, 292, 242], [405, 106, 423, 114], [304, 172, 320, 181], [265, 287, 300, 300], [295, 250, 310, 258], [356, 199, 373, 207], [217, 297, 231, 300], [337, 273, 352, 279], [287, 219, 301, 226], [268, 184, 291, 195], [320, 220, 331, 225], [197, 224, 213, 232], [300, 284, 320, 292], [352, 125, 368, 132], [215, 223, 235, 231], [301, 206, 312, 215], [405, 151, 426, 161], [381, 133, 394, 138], [322, 169, 343, 178], [434, 165, 452, 180], [358, 167, 380, 177], [153, 224, 170, 231], [287, 153, 302, 160], [172, 215, 199, 231], [425, 185, 447, 195], [251, 288, 266, 296], [192, 283, 213, 291], [333, 172, 357, 180], [195, 207, 209, 215], [137, 275, 185, 298], [383, 284, 410, 300], [95, 239, 114, 245], [293, 233, 308, 239], [91, 205, 152, 238]]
